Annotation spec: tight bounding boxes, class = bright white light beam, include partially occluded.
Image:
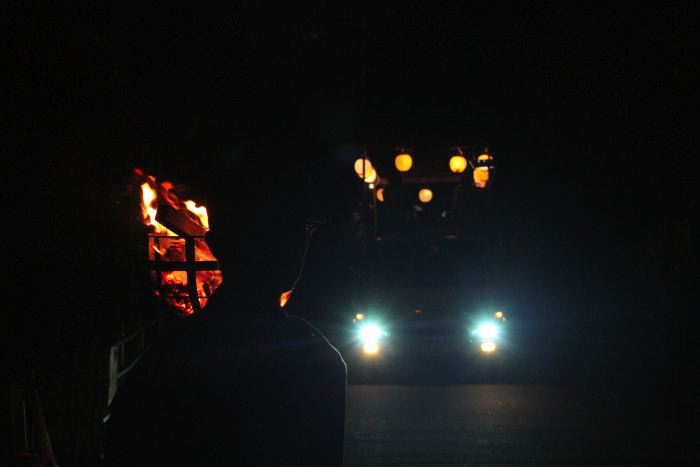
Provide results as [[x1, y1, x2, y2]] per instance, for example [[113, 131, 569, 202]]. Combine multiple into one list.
[[476, 322, 499, 340]]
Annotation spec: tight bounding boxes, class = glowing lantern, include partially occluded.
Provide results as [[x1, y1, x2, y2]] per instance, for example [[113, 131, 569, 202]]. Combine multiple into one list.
[[376, 188, 385, 202], [363, 168, 378, 184], [354, 158, 373, 178], [477, 152, 494, 167], [495, 311, 504, 319], [394, 153, 413, 172], [472, 150, 493, 188], [418, 188, 433, 203], [480, 341, 496, 353], [473, 167, 489, 188], [355, 313, 365, 321], [449, 154, 468, 173]]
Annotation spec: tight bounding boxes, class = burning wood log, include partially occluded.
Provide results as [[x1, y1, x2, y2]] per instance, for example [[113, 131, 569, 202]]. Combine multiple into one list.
[[155, 204, 207, 237]]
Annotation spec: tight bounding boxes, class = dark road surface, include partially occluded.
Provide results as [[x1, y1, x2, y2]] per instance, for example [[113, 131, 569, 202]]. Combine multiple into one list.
[[344, 384, 692, 466]]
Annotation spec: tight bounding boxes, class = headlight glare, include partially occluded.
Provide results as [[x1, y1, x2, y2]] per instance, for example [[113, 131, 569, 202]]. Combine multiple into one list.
[[476, 322, 499, 340], [359, 323, 382, 341], [359, 323, 384, 355]]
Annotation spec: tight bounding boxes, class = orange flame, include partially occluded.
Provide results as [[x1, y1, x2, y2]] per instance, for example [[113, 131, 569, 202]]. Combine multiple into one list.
[[140, 181, 174, 235], [136, 169, 222, 317], [280, 289, 293, 308], [138, 175, 212, 235], [184, 200, 209, 230]]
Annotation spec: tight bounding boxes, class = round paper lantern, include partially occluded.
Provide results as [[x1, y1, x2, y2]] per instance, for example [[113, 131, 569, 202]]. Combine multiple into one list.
[[363, 168, 378, 184], [418, 188, 433, 203], [449, 155, 468, 173], [354, 158, 373, 178], [394, 153, 413, 172], [477, 152, 494, 168], [473, 167, 489, 188]]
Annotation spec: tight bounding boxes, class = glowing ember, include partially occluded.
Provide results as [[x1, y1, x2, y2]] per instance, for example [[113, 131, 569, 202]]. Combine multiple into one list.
[[136, 169, 222, 316]]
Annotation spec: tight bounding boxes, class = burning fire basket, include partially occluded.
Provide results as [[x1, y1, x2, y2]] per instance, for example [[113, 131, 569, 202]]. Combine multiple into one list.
[[148, 233, 221, 316], [139, 174, 222, 317]]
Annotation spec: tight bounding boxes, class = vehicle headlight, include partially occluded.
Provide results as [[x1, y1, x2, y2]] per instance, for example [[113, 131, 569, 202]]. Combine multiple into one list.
[[359, 323, 384, 355], [363, 341, 380, 354], [475, 322, 499, 340]]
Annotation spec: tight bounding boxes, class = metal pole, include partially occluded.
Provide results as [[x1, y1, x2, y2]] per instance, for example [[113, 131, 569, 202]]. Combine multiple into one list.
[[372, 186, 378, 239]]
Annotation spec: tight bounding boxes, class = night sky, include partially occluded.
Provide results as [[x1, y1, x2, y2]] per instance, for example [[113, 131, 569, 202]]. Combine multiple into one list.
[[7, 4, 697, 385]]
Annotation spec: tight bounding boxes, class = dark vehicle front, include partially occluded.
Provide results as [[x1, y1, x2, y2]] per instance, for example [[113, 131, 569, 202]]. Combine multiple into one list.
[[338, 236, 515, 384]]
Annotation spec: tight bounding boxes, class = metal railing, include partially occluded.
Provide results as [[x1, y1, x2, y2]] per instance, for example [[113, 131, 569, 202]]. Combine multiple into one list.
[[7, 316, 170, 465], [107, 316, 168, 408]]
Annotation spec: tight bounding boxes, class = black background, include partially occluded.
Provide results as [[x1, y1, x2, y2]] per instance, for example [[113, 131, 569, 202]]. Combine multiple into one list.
[[6, 3, 697, 389]]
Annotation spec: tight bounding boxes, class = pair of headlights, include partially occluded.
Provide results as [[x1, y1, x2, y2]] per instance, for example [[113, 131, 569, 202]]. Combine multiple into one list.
[[357, 319, 503, 355]]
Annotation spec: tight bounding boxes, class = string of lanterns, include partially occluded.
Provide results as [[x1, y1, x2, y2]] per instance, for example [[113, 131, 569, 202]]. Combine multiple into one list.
[[353, 147, 495, 203]]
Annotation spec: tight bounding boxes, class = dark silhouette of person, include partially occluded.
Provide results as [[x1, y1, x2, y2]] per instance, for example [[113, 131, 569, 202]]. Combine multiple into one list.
[[103, 158, 347, 466]]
